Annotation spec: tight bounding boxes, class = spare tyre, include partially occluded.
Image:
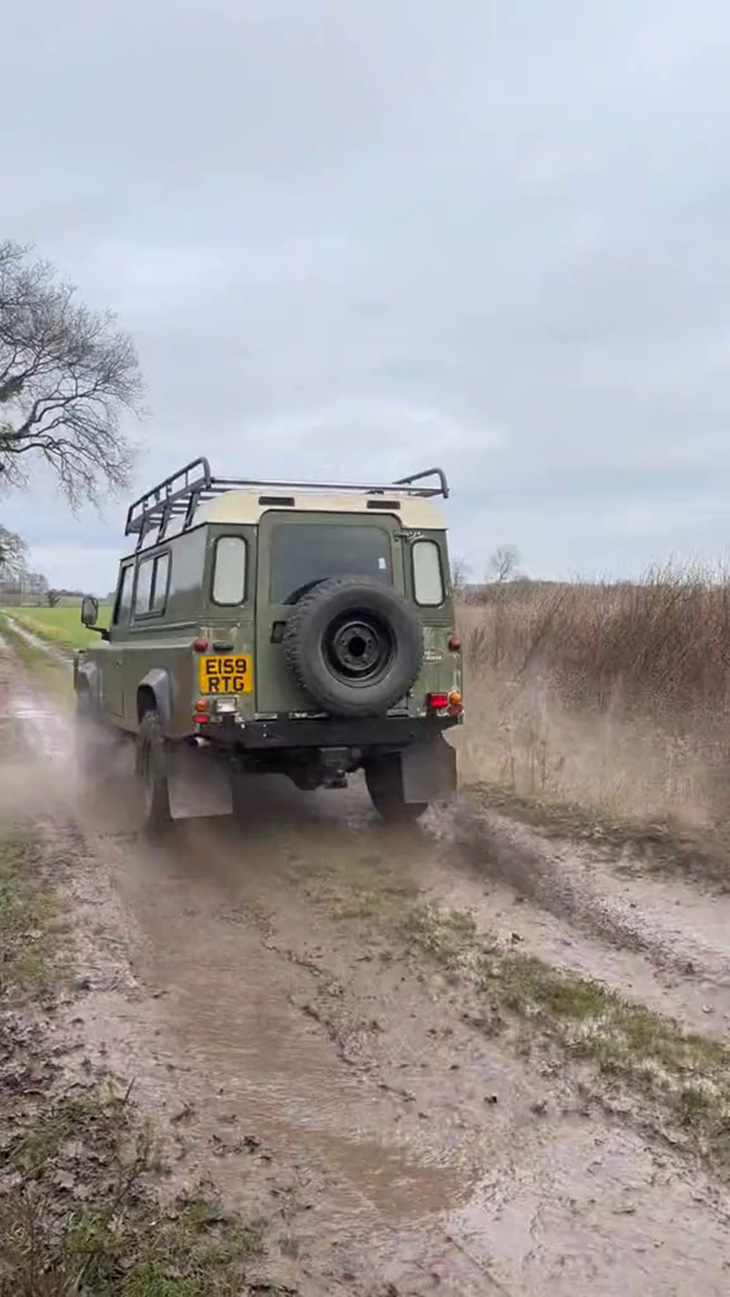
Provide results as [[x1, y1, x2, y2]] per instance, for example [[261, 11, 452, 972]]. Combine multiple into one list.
[[283, 576, 423, 718]]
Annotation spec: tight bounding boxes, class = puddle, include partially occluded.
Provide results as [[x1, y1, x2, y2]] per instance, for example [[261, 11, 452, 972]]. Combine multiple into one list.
[[14, 698, 70, 763]]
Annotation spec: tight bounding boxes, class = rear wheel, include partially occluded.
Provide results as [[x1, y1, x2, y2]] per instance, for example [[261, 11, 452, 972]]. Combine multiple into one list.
[[363, 753, 427, 823], [136, 710, 172, 838]]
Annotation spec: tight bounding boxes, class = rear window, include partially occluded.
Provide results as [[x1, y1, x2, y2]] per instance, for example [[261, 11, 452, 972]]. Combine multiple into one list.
[[270, 524, 392, 604]]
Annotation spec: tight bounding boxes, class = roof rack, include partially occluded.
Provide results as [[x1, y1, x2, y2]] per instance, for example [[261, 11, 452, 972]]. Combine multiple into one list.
[[125, 460, 449, 547]]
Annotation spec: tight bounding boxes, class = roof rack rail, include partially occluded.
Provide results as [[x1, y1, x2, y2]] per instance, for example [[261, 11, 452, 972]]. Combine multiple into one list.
[[394, 467, 449, 497], [125, 462, 449, 547], [125, 457, 213, 539]]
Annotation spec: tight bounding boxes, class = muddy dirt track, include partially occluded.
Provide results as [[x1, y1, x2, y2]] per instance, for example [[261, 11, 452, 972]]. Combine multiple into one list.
[[4, 630, 730, 1295]]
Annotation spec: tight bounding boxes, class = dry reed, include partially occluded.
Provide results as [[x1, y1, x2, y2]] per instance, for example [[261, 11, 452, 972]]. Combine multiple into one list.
[[456, 566, 730, 832]]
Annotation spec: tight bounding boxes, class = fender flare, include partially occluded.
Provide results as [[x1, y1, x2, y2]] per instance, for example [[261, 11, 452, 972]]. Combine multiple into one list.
[[137, 668, 175, 727], [74, 656, 100, 705]]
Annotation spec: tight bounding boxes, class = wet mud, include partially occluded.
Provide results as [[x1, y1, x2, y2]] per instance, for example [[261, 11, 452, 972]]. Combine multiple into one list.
[[3, 633, 730, 1293]]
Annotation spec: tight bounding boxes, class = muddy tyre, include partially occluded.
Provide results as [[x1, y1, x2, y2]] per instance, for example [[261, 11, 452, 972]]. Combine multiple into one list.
[[364, 753, 427, 823], [283, 577, 423, 718], [136, 710, 172, 838]]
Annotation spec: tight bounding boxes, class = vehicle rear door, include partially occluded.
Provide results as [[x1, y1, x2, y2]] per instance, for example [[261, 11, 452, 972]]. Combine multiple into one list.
[[254, 511, 405, 716]]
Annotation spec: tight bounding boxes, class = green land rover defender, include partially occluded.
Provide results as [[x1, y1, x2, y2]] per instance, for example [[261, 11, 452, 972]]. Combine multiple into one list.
[[74, 459, 463, 834]]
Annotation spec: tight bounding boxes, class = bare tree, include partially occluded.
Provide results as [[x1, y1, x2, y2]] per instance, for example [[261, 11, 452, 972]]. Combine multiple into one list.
[[486, 544, 523, 667], [0, 241, 144, 506], [0, 523, 27, 578], [487, 544, 521, 585], [47, 588, 62, 607], [450, 555, 470, 595]]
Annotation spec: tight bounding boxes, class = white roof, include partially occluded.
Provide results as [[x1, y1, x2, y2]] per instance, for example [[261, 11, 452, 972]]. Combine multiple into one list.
[[195, 489, 446, 530]]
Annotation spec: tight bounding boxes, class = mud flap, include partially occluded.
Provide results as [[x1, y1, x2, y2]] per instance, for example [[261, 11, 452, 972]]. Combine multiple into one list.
[[401, 735, 457, 805], [167, 745, 233, 819]]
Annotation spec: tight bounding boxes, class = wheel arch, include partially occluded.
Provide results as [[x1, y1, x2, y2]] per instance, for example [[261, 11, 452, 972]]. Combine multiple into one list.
[[136, 668, 175, 728], [74, 657, 100, 704]]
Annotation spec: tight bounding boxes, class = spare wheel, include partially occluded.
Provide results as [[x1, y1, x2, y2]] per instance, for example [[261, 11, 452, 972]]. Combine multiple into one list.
[[282, 576, 423, 717]]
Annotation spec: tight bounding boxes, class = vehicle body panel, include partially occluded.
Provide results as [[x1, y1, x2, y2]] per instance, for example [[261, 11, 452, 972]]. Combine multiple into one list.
[[75, 463, 462, 809]]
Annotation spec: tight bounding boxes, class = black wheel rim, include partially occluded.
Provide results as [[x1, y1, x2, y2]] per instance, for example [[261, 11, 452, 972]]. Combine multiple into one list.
[[324, 611, 394, 685]]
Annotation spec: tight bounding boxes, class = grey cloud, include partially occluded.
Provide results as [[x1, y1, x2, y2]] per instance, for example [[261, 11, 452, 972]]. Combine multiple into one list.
[[2, 0, 730, 590]]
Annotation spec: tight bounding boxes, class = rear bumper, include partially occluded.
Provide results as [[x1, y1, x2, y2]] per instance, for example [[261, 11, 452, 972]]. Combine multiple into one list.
[[202, 713, 459, 751]]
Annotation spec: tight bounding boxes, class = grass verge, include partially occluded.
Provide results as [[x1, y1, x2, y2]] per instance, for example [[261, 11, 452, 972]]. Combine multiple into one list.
[[2, 607, 110, 654], [0, 1084, 264, 1297], [397, 901, 730, 1169], [0, 830, 269, 1295], [0, 835, 58, 996], [0, 613, 72, 703]]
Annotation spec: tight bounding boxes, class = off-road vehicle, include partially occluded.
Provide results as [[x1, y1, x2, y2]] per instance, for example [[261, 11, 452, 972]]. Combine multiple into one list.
[[74, 458, 463, 834]]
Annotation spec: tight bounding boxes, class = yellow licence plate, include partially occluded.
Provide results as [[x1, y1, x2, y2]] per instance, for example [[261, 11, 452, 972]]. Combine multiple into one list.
[[199, 655, 253, 694]]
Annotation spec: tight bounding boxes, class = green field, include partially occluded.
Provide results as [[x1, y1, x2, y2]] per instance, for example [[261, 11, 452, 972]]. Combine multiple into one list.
[[1, 604, 111, 651]]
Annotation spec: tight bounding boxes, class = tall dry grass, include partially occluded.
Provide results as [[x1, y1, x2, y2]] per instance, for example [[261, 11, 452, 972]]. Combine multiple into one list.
[[456, 567, 730, 832]]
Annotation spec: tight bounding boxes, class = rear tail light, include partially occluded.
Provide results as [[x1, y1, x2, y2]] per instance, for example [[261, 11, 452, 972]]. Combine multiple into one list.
[[448, 633, 461, 651], [193, 638, 209, 652], [428, 692, 449, 710]]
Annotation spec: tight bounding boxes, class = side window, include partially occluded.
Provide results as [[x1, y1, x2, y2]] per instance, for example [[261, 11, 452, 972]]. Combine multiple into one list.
[[151, 552, 170, 613], [412, 540, 445, 607], [134, 557, 154, 616], [134, 553, 170, 618], [212, 536, 246, 606], [113, 564, 134, 626]]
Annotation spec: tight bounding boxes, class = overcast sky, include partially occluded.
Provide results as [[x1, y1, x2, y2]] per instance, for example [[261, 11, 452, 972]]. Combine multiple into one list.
[[2, 0, 730, 591]]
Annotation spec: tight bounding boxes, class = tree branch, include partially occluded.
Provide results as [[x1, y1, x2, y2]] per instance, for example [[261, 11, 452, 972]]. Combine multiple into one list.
[[0, 240, 145, 504]]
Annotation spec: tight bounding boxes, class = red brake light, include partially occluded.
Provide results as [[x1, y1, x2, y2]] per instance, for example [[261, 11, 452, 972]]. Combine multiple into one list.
[[428, 692, 449, 710], [193, 638, 209, 652], [448, 634, 461, 652]]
